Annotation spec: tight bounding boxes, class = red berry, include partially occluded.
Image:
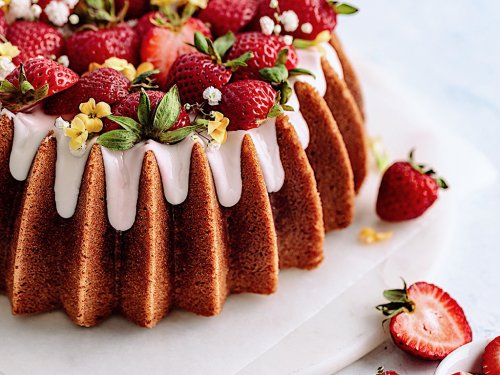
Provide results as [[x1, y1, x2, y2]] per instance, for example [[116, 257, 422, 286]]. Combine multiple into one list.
[[0, 10, 8, 36], [166, 53, 232, 105], [254, 0, 337, 40], [44, 68, 130, 116], [228, 32, 298, 81], [6, 57, 78, 96], [451, 373, 474, 375], [66, 23, 140, 74], [379, 282, 472, 360], [104, 90, 190, 133], [115, 0, 149, 20], [376, 155, 447, 221], [218, 80, 276, 130], [7, 21, 64, 66], [198, 0, 260, 37], [483, 336, 500, 375], [134, 11, 158, 39], [140, 18, 211, 88], [376, 369, 399, 375]]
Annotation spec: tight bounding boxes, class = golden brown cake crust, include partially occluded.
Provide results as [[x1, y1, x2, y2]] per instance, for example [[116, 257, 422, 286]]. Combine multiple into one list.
[[322, 56, 368, 193], [271, 116, 325, 269], [295, 81, 355, 231], [330, 33, 365, 119], [121, 151, 173, 328], [173, 143, 230, 316], [224, 135, 279, 294]]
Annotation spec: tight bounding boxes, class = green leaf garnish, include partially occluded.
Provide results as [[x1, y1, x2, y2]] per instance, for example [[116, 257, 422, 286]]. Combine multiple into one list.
[[97, 130, 140, 151], [259, 64, 289, 84], [194, 31, 210, 55], [158, 124, 203, 144], [224, 51, 253, 71], [153, 85, 181, 131], [334, 3, 358, 14], [289, 68, 316, 79], [213, 32, 236, 58], [137, 88, 151, 127], [106, 115, 142, 135], [375, 279, 415, 322], [267, 103, 284, 119]]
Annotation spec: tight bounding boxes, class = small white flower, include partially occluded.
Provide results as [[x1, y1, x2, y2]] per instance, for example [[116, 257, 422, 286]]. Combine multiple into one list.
[[283, 35, 293, 46], [280, 10, 299, 32], [57, 55, 69, 67], [44, 0, 70, 27], [55, 116, 70, 129], [0, 57, 15, 80], [269, 0, 278, 9], [63, 0, 79, 8], [68, 13, 79, 25], [259, 16, 275, 36], [30, 3, 42, 18], [273, 24, 282, 34], [127, 19, 138, 28], [207, 139, 221, 151], [7, 0, 33, 21], [301, 22, 313, 34], [203, 86, 222, 106]]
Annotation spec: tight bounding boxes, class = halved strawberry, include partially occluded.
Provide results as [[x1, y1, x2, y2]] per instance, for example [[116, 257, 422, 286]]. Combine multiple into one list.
[[140, 17, 211, 88], [228, 32, 298, 81], [66, 23, 140, 74], [103, 90, 190, 132], [198, 0, 260, 37], [217, 79, 276, 130], [7, 21, 64, 66], [483, 336, 500, 375], [0, 57, 78, 112], [44, 68, 130, 116], [377, 281, 473, 360]]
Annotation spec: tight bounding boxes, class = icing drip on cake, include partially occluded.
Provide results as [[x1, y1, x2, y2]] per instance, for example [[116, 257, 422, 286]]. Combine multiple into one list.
[[5, 42, 345, 231], [4, 106, 57, 181]]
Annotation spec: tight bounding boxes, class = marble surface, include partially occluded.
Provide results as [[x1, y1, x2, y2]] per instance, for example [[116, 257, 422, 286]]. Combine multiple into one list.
[[336, 1, 500, 374]]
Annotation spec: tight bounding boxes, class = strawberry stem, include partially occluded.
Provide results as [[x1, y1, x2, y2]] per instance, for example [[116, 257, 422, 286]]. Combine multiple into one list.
[[407, 149, 449, 190], [376, 279, 416, 321]]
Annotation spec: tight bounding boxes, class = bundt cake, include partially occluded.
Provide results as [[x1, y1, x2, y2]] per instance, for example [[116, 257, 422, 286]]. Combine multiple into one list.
[[0, 0, 367, 327]]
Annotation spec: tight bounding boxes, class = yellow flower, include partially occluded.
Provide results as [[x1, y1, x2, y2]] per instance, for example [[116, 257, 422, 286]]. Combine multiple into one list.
[[78, 98, 111, 133], [0, 42, 20, 61], [136, 61, 155, 76], [208, 111, 229, 144], [150, 0, 207, 9], [358, 227, 393, 245], [88, 57, 137, 81], [65, 115, 89, 151]]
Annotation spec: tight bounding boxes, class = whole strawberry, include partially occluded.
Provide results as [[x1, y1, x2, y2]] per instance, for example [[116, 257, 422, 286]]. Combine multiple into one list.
[[377, 281, 472, 360], [483, 336, 500, 375], [0, 10, 8, 36], [376, 151, 448, 221], [217, 80, 276, 131], [134, 11, 158, 39], [44, 68, 130, 116], [198, 0, 260, 37], [66, 23, 139, 74], [7, 21, 64, 65], [227, 32, 298, 81], [103, 90, 190, 132], [0, 57, 78, 112], [140, 17, 211, 88], [166, 32, 252, 104]]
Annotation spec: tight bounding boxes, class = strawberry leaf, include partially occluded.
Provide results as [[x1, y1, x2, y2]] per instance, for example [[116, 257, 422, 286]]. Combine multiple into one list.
[[214, 32, 236, 59], [153, 85, 181, 131], [224, 51, 253, 71], [131, 69, 160, 85], [0, 80, 19, 94], [106, 115, 141, 135], [259, 64, 289, 84], [97, 129, 140, 151], [193, 31, 210, 55], [376, 279, 415, 319], [276, 49, 289, 66], [289, 68, 316, 79], [158, 124, 202, 144], [33, 84, 49, 102], [333, 3, 359, 15], [137, 88, 151, 127], [267, 103, 284, 119]]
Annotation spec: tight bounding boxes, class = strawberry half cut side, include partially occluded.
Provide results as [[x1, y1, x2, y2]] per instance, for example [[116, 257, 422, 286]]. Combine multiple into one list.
[[376, 280, 473, 360], [483, 336, 500, 375]]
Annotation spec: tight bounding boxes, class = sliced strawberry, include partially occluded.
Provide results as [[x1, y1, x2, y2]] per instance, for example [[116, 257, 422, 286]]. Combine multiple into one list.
[[483, 336, 500, 375], [217, 79, 276, 131], [66, 23, 139, 74], [44, 68, 130, 116], [7, 21, 64, 66], [376, 152, 448, 221], [0, 57, 78, 112], [377, 281, 473, 360], [140, 18, 211, 88], [198, 0, 260, 37], [228, 32, 298, 81]]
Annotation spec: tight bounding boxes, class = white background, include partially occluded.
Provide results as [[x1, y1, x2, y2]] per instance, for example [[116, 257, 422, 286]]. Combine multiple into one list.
[[337, 1, 500, 374]]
